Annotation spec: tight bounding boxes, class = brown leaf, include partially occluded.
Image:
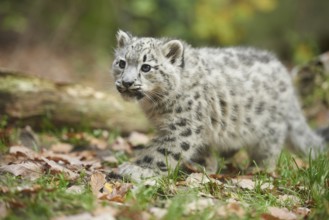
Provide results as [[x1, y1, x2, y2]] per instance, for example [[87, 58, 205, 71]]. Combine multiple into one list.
[[127, 132, 150, 147], [98, 182, 133, 203], [0, 161, 43, 180], [231, 178, 255, 190], [42, 151, 82, 165], [92, 206, 118, 217], [50, 143, 73, 153], [266, 207, 297, 220], [0, 186, 9, 194], [53, 211, 116, 220], [71, 150, 96, 161], [184, 198, 215, 214], [260, 182, 275, 190], [149, 207, 167, 219], [277, 195, 300, 205], [293, 207, 311, 217], [111, 137, 132, 154], [66, 185, 85, 194], [292, 157, 308, 169], [86, 135, 108, 150], [102, 156, 118, 165], [217, 201, 245, 218], [9, 145, 39, 160], [209, 173, 233, 181], [42, 157, 79, 180], [16, 184, 42, 194], [90, 172, 106, 196], [261, 213, 281, 220], [185, 173, 211, 188], [7, 199, 25, 209], [0, 202, 8, 219]]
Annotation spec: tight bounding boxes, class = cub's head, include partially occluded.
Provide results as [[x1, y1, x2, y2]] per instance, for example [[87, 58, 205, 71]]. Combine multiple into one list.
[[111, 30, 184, 102]]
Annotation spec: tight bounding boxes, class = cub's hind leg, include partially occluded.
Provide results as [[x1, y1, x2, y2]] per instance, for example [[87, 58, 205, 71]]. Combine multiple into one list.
[[246, 123, 287, 172]]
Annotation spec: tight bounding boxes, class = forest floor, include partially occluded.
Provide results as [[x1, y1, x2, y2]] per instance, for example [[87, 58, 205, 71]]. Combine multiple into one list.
[[0, 44, 329, 220], [0, 124, 328, 220]]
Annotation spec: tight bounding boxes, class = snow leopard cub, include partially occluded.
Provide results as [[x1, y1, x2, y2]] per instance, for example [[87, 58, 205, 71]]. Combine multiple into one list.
[[111, 30, 325, 182]]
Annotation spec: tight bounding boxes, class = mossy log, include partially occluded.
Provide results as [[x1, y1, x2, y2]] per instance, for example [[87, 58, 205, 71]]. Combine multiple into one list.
[[0, 52, 328, 132], [0, 69, 150, 133]]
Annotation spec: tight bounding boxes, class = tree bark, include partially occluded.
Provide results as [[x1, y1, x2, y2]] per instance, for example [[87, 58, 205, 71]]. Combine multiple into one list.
[[0, 69, 150, 133]]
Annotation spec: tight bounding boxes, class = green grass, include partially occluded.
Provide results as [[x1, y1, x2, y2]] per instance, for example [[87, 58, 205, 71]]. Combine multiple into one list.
[[0, 125, 328, 219], [130, 151, 329, 220], [0, 173, 94, 220], [1, 151, 328, 220]]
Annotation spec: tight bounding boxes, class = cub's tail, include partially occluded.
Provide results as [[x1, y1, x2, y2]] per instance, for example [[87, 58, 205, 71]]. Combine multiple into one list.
[[316, 126, 329, 143], [286, 104, 327, 158]]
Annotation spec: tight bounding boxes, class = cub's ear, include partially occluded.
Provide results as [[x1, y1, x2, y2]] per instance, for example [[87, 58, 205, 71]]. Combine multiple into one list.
[[116, 30, 132, 48], [162, 40, 184, 67]]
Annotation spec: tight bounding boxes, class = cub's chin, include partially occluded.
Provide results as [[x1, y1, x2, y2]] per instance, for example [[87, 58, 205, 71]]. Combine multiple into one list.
[[119, 90, 145, 101]]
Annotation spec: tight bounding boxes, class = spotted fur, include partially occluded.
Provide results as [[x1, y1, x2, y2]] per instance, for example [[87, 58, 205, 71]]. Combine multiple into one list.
[[111, 30, 325, 182]]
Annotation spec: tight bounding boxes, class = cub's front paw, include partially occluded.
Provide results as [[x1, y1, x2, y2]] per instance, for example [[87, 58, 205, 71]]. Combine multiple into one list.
[[118, 162, 158, 182]]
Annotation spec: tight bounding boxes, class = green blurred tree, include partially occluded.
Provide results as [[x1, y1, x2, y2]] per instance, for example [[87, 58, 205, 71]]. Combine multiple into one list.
[[0, 0, 328, 63]]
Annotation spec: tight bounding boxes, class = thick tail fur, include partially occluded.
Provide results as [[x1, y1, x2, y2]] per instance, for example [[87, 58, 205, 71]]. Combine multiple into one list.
[[286, 106, 326, 158], [316, 126, 329, 143]]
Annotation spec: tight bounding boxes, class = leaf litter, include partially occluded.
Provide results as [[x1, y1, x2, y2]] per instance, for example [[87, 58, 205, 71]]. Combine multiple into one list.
[[0, 128, 321, 219]]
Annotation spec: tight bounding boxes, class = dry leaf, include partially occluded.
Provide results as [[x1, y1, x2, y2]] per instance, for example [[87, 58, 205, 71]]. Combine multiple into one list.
[[149, 207, 167, 219], [217, 201, 245, 218], [92, 206, 118, 217], [16, 184, 42, 193], [198, 192, 215, 198], [186, 173, 210, 188], [102, 156, 118, 165], [267, 207, 297, 220], [231, 178, 255, 190], [42, 157, 79, 180], [98, 182, 133, 203], [111, 137, 132, 154], [84, 134, 108, 150], [143, 179, 157, 187], [293, 157, 308, 168], [71, 150, 96, 161], [9, 146, 39, 159], [0, 202, 8, 219], [261, 213, 281, 220], [127, 132, 150, 147], [66, 185, 85, 194], [278, 195, 300, 205], [209, 174, 232, 181], [184, 198, 215, 214], [53, 212, 116, 220], [90, 172, 106, 196], [103, 182, 114, 194], [50, 143, 73, 153], [42, 151, 82, 165], [260, 182, 274, 190], [293, 207, 310, 217], [0, 161, 43, 180], [0, 186, 9, 193]]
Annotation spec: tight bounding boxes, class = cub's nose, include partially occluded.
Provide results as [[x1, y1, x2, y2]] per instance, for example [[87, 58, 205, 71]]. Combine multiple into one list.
[[122, 80, 134, 88]]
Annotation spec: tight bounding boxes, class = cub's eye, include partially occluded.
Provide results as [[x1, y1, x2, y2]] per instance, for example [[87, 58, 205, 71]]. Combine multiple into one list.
[[118, 60, 126, 69], [141, 64, 151, 72]]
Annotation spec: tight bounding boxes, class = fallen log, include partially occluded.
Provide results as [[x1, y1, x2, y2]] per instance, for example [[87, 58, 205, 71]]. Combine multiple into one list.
[[0, 69, 150, 133], [0, 52, 328, 132]]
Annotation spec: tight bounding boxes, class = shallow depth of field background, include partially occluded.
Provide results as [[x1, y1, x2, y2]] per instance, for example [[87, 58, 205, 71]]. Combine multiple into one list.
[[0, 0, 329, 89]]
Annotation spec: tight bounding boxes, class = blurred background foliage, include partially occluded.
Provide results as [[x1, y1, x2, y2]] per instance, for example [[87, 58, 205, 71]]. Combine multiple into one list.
[[0, 0, 328, 87]]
